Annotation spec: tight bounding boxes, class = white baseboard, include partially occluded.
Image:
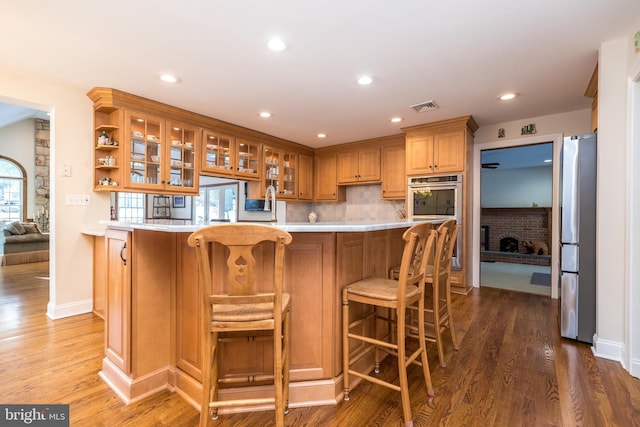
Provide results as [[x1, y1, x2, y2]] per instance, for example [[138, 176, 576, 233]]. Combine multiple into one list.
[[591, 334, 624, 362], [630, 358, 640, 379], [46, 299, 93, 319]]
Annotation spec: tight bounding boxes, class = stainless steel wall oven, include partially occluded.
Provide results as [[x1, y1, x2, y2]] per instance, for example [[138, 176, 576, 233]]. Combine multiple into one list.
[[407, 174, 463, 269]]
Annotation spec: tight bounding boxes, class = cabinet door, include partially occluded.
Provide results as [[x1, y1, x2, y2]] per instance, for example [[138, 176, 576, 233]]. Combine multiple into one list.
[[337, 151, 359, 183], [297, 154, 313, 201], [263, 147, 297, 200], [235, 138, 261, 180], [315, 153, 344, 201], [357, 148, 381, 182], [433, 131, 465, 173], [381, 144, 406, 199], [105, 229, 131, 374], [279, 151, 297, 199], [202, 129, 235, 176], [125, 110, 165, 190], [406, 134, 434, 175], [166, 121, 200, 193]]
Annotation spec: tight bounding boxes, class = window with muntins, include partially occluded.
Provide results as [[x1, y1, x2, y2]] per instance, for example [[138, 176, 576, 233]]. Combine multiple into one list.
[[0, 157, 26, 224], [116, 192, 145, 222]]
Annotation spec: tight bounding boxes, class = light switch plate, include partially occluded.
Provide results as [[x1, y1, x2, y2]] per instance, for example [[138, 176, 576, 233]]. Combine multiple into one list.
[[65, 194, 90, 205]]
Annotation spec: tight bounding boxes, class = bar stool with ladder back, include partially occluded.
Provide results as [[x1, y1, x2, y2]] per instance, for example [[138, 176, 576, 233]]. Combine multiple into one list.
[[187, 224, 293, 427], [342, 222, 437, 427], [397, 219, 460, 368]]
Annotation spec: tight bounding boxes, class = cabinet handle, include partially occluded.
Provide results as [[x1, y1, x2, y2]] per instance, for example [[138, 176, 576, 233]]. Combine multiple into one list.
[[120, 242, 127, 266]]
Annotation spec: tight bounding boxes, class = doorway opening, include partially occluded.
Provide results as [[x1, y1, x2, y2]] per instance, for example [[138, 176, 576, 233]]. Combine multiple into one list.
[[472, 135, 562, 299]]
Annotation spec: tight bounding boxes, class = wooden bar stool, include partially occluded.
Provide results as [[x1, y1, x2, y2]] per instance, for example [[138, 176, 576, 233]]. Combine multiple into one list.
[[342, 222, 436, 427], [187, 224, 293, 427], [409, 219, 460, 367], [392, 220, 460, 367]]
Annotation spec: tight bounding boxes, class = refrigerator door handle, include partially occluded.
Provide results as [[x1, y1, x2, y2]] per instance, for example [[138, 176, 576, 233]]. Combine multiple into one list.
[[561, 243, 579, 272]]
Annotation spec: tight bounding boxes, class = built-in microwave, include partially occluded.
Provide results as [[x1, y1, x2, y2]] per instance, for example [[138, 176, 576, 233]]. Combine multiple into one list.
[[407, 174, 463, 269]]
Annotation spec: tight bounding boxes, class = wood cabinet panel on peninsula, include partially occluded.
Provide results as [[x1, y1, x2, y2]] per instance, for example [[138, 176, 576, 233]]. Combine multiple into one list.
[[99, 224, 410, 409]]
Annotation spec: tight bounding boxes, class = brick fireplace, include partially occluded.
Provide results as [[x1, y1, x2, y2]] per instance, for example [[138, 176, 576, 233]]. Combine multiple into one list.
[[480, 207, 551, 266]]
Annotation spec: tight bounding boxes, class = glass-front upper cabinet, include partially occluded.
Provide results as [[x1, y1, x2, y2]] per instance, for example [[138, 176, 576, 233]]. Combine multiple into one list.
[[124, 110, 199, 194], [234, 138, 261, 180], [263, 146, 297, 199], [201, 129, 235, 176], [125, 111, 164, 190], [166, 121, 200, 193]]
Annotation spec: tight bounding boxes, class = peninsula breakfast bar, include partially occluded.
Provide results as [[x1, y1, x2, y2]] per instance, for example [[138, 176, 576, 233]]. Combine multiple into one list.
[[98, 220, 428, 412]]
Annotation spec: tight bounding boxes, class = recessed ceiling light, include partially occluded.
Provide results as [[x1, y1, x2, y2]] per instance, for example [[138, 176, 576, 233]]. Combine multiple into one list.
[[157, 72, 180, 84], [259, 112, 272, 118], [267, 38, 287, 51], [499, 92, 518, 101], [317, 133, 327, 138], [390, 117, 403, 123], [357, 75, 374, 85]]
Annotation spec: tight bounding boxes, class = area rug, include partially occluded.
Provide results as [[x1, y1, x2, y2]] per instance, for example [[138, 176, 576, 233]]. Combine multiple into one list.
[[530, 272, 551, 286]]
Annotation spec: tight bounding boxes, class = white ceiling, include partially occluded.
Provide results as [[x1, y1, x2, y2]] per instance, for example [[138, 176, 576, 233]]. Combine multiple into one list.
[[1, 1, 639, 148]]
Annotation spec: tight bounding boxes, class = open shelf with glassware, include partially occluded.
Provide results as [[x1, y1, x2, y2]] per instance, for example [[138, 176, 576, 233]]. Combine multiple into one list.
[[93, 108, 123, 191]]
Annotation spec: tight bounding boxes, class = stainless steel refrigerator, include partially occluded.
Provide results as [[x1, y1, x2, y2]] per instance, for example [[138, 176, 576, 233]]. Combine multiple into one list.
[[560, 133, 597, 343]]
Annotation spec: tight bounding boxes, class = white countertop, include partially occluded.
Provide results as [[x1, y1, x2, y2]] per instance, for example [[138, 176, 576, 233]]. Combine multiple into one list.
[[96, 219, 423, 233]]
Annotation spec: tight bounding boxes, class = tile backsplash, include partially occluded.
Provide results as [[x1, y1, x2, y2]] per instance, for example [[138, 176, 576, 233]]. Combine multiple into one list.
[[286, 184, 405, 222]]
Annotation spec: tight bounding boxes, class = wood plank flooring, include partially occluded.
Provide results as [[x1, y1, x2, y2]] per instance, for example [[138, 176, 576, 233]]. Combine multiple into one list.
[[1, 262, 639, 426]]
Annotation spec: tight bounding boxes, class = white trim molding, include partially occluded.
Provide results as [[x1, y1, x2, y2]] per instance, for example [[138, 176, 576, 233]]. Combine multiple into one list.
[[592, 334, 624, 363], [46, 299, 93, 320]]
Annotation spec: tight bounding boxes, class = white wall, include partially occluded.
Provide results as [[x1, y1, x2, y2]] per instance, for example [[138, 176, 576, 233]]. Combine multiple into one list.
[[481, 166, 552, 208], [475, 109, 591, 144], [0, 65, 109, 319], [628, 31, 640, 378], [593, 38, 629, 361], [0, 119, 36, 218]]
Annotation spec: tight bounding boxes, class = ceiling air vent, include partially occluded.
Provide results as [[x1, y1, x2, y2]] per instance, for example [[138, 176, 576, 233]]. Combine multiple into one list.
[[410, 100, 439, 113]]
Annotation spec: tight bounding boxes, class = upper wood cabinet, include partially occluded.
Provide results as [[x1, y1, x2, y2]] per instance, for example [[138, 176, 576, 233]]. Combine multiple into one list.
[[381, 143, 405, 200], [264, 146, 298, 199], [337, 148, 381, 184], [124, 111, 200, 194], [201, 129, 235, 177], [404, 116, 478, 176], [297, 153, 313, 201], [315, 152, 346, 201], [247, 146, 299, 200], [405, 131, 464, 175], [88, 88, 309, 194]]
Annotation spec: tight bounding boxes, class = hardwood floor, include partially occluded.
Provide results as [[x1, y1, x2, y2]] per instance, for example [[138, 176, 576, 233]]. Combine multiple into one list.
[[1, 262, 639, 426]]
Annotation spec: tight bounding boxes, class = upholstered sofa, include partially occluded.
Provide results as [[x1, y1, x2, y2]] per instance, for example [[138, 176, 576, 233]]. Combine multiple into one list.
[[0, 221, 49, 265]]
